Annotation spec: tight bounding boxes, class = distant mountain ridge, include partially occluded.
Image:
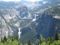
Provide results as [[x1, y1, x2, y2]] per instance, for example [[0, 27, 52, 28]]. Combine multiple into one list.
[[0, 1, 18, 9]]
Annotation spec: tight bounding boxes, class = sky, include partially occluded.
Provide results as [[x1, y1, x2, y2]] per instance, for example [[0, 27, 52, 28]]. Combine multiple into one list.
[[0, 0, 41, 2], [0, 0, 21, 2]]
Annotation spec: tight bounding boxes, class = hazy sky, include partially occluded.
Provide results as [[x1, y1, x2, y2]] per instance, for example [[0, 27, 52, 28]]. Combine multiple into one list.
[[0, 0, 21, 2], [0, 0, 41, 2]]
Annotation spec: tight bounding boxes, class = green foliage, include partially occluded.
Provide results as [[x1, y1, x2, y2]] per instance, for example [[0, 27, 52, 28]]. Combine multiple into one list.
[[0, 35, 60, 45], [40, 37, 60, 45], [0, 38, 18, 45]]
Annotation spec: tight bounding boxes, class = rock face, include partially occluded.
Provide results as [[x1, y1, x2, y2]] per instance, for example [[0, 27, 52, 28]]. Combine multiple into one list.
[[20, 14, 56, 45], [36, 14, 55, 38], [20, 27, 36, 43], [0, 9, 19, 39], [20, 6, 28, 18]]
